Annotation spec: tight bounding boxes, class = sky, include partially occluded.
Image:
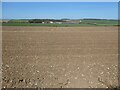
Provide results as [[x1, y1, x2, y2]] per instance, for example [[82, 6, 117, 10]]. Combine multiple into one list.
[[2, 0, 120, 2], [2, 2, 118, 19]]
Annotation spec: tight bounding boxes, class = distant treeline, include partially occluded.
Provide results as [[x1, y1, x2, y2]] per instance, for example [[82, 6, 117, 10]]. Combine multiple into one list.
[[28, 19, 64, 23], [2, 19, 119, 26], [6, 19, 65, 23], [3, 19, 118, 23]]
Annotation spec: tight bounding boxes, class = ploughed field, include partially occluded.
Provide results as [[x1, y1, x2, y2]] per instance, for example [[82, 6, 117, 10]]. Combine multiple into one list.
[[2, 26, 118, 88]]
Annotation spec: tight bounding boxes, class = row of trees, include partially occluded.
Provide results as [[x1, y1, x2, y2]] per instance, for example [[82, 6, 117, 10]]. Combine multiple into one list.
[[7, 19, 64, 23], [28, 19, 64, 23]]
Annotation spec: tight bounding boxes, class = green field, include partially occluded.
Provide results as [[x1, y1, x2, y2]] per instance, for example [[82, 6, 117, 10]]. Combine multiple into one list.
[[81, 19, 118, 26], [1, 19, 118, 26]]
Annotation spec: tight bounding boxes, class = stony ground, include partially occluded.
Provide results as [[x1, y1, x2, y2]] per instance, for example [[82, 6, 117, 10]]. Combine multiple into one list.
[[2, 26, 118, 88]]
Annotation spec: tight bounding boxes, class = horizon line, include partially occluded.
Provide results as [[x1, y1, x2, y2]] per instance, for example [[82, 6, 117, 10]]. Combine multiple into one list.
[[1, 18, 119, 20]]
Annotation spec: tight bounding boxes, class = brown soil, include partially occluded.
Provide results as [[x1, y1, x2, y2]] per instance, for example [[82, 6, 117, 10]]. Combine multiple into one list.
[[2, 26, 118, 88]]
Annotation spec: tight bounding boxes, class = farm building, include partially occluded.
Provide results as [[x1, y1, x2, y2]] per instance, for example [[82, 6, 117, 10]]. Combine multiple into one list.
[[62, 20, 81, 24], [54, 22, 62, 24], [49, 21, 54, 24]]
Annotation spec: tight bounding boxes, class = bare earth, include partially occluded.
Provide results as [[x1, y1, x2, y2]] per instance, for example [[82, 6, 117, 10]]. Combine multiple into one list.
[[2, 26, 118, 88]]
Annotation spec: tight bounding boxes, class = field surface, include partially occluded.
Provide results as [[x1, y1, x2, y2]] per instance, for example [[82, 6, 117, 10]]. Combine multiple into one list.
[[2, 26, 118, 88]]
